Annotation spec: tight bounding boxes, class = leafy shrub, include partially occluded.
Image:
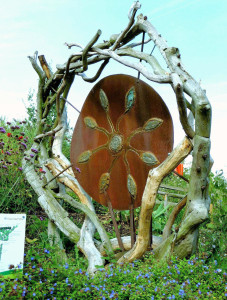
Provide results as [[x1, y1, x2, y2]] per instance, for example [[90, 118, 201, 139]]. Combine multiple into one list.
[[0, 118, 38, 214]]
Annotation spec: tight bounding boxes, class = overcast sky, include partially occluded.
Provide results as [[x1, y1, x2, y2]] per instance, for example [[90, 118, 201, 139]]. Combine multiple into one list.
[[0, 0, 226, 175]]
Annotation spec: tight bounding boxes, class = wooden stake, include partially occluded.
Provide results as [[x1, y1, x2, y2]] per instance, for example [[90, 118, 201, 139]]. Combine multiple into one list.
[[105, 192, 124, 251], [129, 203, 136, 247], [150, 215, 153, 249]]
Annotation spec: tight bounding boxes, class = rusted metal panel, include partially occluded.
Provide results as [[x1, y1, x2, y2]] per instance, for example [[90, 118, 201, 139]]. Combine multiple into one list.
[[71, 74, 174, 210]]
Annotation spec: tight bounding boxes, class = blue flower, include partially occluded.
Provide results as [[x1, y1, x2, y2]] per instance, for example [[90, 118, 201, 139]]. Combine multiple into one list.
[[215, 268, 222, 273], [0, 288, 2, 292], [33, 293, 36, 296], [65, 278, 69, 283]]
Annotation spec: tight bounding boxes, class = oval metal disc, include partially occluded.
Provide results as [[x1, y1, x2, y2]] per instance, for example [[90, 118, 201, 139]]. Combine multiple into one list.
[[70, 74, 174, 210]]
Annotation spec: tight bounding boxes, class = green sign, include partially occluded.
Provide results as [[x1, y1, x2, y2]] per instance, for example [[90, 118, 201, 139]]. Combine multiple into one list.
[[0, 214, 26, 277]]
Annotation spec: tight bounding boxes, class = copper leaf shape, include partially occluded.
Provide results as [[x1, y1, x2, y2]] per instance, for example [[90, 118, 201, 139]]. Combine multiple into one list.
[[143, 118, 163, 132], [84, 116, 97, 129], [127, 174, 137, 200], [125, 87, 136, 113], [140, 151, 159, 166], [99, 173, 110, 194], [99, 89, 109, 112], [77, 150, 92, 163]]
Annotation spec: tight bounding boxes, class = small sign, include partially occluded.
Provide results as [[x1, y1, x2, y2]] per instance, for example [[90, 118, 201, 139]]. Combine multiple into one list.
[[0, 214, 26, 277]]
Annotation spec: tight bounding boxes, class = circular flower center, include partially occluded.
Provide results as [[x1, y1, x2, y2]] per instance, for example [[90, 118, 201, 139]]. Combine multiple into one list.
[[109, 134, 123, 154]]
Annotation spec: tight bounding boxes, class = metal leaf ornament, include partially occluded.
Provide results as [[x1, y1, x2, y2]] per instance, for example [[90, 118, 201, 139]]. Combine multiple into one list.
[[125, 87, 136, 113], [127, 174, 137, 200], [84, 117, 97, 129], [143, 118, 163, 131], [99, 89, 109, 112], [77, 150, 92, 163], [99, 173, 110, 194], [140, 151, 159, 166]]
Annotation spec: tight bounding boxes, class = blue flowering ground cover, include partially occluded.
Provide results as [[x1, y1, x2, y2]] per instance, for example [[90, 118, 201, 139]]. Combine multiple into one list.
[[0, 244, 226, 299]]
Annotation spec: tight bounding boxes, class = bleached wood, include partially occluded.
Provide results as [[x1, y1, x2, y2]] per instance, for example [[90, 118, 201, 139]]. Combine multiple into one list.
[[118, 137, 192, 263]]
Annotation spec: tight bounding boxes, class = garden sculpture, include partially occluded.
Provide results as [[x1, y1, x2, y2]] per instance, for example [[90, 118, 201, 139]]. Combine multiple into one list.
[[24, 1, 212, 274]]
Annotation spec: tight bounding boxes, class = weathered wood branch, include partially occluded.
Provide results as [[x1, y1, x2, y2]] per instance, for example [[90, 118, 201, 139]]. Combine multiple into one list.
[[117, 48, 167, 75], [58, 193, 113, 255], [118, 137, 193, 263], [171, 73, 195, 138], [51, 105, 106, 273], [162, 196, 187, 240], [34, 125, 63, 141], [28, 52, 45, 80], [112, 1, 141, 50], [38, 55, 52, 79], [79, 58, 110, 82], [94, 47, 171, 83], [82, 29, 102, 71], [98, 235, 162, 256], [22, 150, 80, 243]]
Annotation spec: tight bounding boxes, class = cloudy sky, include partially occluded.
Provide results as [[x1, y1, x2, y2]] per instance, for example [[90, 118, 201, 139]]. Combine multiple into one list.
[[0, 0, 226, 175]]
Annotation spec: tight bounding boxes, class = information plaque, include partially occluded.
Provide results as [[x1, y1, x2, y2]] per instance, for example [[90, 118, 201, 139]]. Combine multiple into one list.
[[0, 214, 26, 277]]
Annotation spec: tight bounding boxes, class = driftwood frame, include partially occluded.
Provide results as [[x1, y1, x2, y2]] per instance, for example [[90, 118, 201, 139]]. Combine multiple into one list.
[[23, 1, 212, 273]]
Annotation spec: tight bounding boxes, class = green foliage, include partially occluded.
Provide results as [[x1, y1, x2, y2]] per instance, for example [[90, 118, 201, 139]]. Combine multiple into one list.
[[0, 118, 38, 214], [198, 170, 227, 267]]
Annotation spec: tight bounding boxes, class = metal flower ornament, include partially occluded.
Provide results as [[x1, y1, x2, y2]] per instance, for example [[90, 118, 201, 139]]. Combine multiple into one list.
[[71, 74, 173, 211], [77, 86, 163, 201]]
